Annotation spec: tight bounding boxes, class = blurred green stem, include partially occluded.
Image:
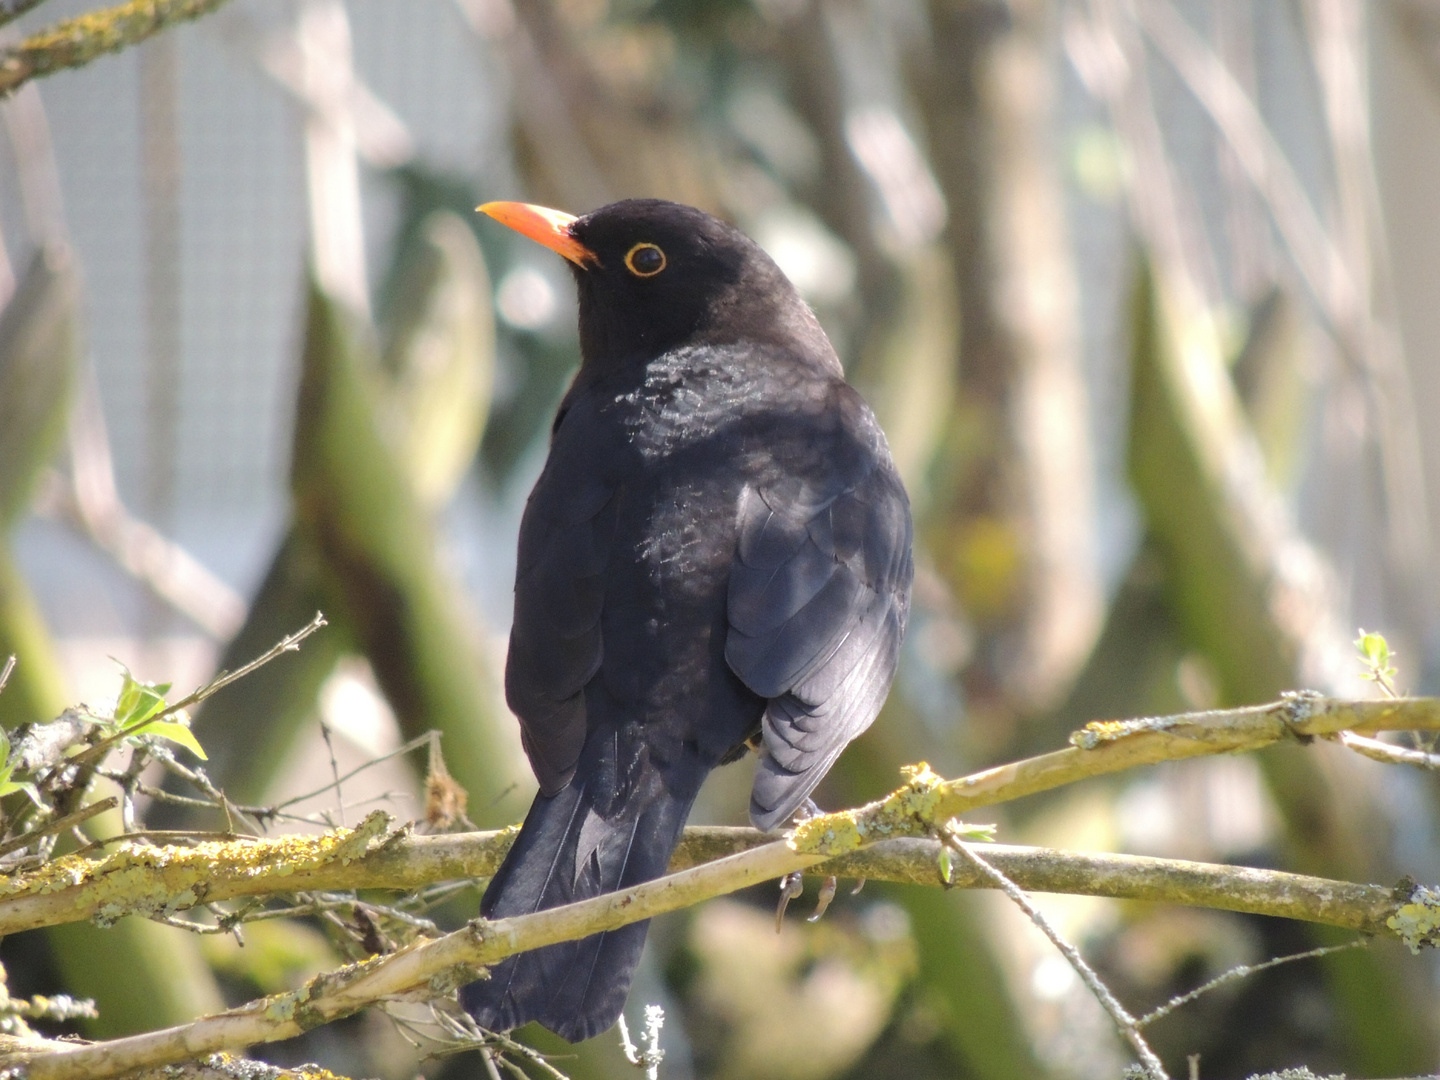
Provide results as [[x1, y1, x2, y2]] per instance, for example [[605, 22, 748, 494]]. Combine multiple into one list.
[[290, 280, 513, 823]]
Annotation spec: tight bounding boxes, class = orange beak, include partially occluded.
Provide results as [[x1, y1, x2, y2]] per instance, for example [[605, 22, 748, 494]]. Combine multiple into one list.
[[477, 201, 597, 267]]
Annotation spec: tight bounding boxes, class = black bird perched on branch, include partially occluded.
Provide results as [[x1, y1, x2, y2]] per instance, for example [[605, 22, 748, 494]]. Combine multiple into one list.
[[462, 198, 913, 1042]]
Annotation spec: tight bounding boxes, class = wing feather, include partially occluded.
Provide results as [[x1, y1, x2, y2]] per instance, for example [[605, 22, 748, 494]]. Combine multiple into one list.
[[505, 410, 621, 795], [726, 458, 912, 831]]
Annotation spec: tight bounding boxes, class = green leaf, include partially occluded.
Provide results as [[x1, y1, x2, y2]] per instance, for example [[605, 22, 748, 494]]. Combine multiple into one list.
[[113, 663, 171, 730], [0, 778, 40, 805], [143, 717, 207, 761], [0, 728, 20, 794], [937, 846, 953, 884], [1355, 629, 1390, 669], [1354, 628, 1398, 687], [953, 822, 998, 843]]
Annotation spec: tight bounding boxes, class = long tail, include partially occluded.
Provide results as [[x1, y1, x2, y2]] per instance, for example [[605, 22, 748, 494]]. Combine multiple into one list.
[[462, 751, 703, 1043]]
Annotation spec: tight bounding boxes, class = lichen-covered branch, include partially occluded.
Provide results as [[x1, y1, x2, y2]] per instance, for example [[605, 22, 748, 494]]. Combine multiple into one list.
[[0, 0, 236, 97], [0, 818, 1407, 940], [0, 1032, 347, 1079], [13, 692, 1440, 1078], [909, 692, 1440, 825], [4, 693, 1435, 938], [18, 816, 1428, 1080]]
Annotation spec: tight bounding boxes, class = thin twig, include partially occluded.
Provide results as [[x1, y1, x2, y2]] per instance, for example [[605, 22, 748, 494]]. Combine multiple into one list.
[[65, 613, 327, 772], [1334, 729, 1440, 770], [0, 796, 117, 859], [937, 823, 1169, 1080], [271, 730, 435, 812], [1136, 938, 1367, 1028], [318, 720, 344, 828], [617, 1005, 664, 1080], [0, 653, 15, 696]]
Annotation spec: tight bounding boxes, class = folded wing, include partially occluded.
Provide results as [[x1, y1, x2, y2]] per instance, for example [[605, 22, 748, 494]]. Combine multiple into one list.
[[725, 463, 912, 831], [505, 440, 619, 795]]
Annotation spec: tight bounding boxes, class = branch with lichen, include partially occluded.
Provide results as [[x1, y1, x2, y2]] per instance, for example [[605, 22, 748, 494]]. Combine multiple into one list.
[[16, 826, 1438, 1080], [10, 691, 1440, 1078], [0, 0, 236, 97], [0, 815, 1413, 941], [4, 692, 1437, 938], [0, 1031, 347, 1080]]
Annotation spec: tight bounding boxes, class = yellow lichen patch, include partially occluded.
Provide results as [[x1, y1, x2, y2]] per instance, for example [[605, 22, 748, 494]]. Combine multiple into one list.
[[21, 1, 200, 54], [0, 813, 396, 926], [788, 764, 945, 857], [1387, 884, 1440, 955], [1069, 715, 1181, 750], [203, 1054, 350, 1080], [262, 985, 312, 1023]]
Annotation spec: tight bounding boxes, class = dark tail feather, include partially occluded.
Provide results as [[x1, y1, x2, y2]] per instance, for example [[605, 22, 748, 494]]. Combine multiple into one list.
[[461, 760, 700, 1043]]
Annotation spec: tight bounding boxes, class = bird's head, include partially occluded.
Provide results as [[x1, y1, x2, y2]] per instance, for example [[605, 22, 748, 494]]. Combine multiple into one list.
[[479, 198, 832, 372]]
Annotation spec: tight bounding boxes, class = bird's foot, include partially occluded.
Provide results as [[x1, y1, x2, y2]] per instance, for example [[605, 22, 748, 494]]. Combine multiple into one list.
[[775, 871, 804, 932], [794, 797, 824, 822], [776, 801, 845, 926], [806, 876, 838, 922]]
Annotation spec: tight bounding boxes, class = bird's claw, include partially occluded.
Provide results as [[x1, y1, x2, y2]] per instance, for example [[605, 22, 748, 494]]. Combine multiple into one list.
[[775, 871, 804, 931], [806, 876, 838, 922]]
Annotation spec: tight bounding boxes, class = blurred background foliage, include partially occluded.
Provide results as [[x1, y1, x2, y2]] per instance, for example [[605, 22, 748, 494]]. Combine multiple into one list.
[[2, 0, 1440, 1077]]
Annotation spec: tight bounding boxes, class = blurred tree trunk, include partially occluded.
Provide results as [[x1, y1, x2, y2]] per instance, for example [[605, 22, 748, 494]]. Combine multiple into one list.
[[911, 0, 1102, 736]]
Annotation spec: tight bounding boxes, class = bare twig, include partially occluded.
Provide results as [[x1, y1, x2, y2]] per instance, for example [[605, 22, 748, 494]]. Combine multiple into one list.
[[1136, 938, 1366, 1028], [616, 1005, 664, 1080], [63, 612, 328, 772], [1333, 729, 1440, 770], [0, 795, 116, 859], [0, 824, 1415, 1077], [318, 720, 344, 828], [937, 823, 1168, 1080], [271, 730, 436, 813], [826, 693, 1440, 828], [0, 653, 15, 695], [0, 993, 96, 1021]]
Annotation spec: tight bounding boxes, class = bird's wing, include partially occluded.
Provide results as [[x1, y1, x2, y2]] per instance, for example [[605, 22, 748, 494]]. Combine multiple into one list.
[[725, 460, 912, 831], [505, 414, 619, 796]]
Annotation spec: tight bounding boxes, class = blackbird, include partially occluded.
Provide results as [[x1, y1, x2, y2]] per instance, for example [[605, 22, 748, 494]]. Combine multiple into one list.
[[462, 198, 913, 1042]]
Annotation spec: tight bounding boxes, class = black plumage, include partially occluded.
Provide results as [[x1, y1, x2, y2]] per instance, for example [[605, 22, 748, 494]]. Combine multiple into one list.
[[462, 198, 913, 1042]]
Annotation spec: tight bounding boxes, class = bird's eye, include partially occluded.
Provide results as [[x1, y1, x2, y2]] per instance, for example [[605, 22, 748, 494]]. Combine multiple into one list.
[[624, 242, 666, 278]]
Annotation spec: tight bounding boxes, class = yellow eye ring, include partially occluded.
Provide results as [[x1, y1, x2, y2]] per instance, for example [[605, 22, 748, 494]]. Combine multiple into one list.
[[624, 242, 667, 278]]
